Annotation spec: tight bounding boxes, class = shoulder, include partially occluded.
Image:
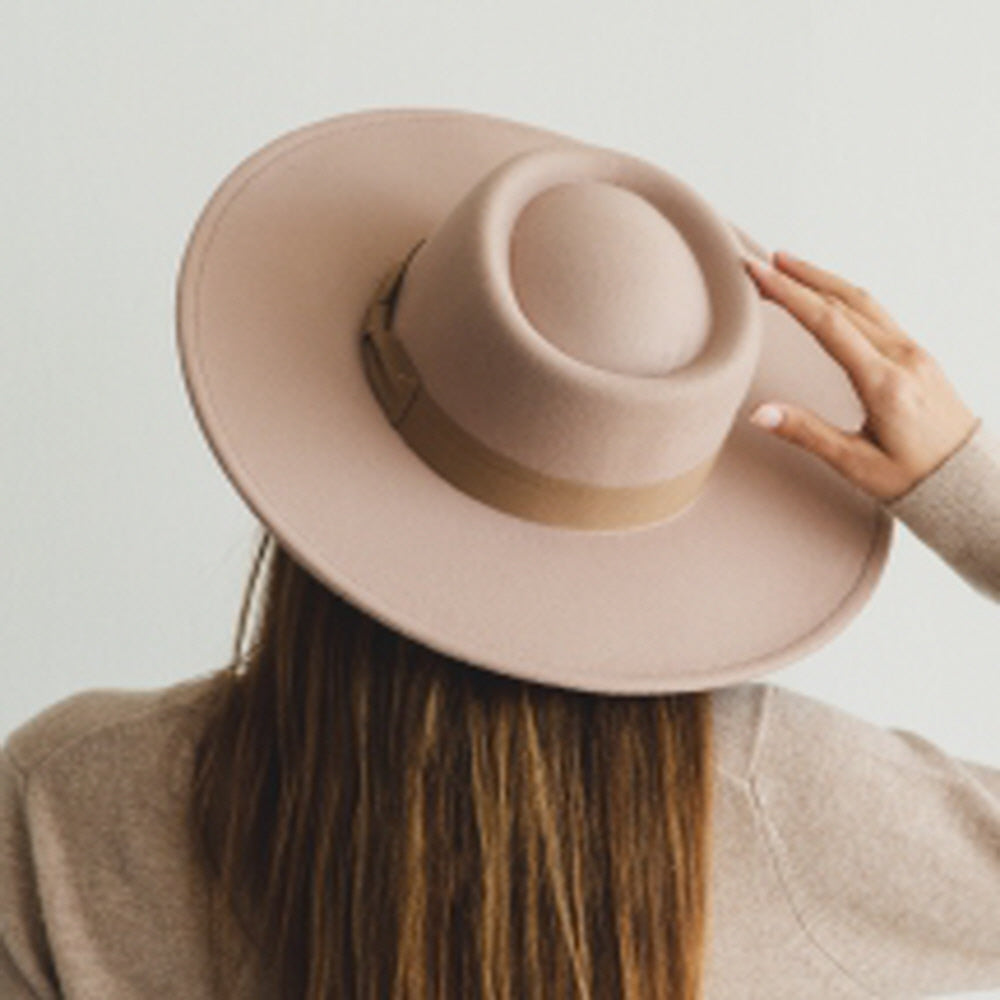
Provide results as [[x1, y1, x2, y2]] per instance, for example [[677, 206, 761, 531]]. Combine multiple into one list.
[[3, 672, 224, 787], [0, 675, 239, 997], [713, 681, 1000, 996], [736, 681, 979, 799], [708, 680, 944, 783]]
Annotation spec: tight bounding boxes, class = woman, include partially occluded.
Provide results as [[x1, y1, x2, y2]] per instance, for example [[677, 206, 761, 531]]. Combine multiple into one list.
[[2, 111, 999, 999]]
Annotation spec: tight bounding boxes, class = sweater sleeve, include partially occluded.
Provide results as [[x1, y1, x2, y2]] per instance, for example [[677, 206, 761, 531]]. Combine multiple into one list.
[[751, 682, 1000, 997], [881, 417, 1000, 602], [0, 747, 61, 1000]]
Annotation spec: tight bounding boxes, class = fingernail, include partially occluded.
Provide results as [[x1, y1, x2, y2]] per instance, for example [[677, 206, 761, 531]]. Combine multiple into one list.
[[744, 255, 774, 275], [750, 403, 784, 429]]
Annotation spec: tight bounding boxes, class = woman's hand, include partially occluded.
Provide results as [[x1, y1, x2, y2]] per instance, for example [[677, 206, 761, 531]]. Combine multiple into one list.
[[742, 250, 981, 503]]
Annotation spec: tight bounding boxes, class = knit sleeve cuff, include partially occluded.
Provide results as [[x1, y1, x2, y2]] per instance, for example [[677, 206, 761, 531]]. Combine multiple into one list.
[[881, 418, 1000, 601]]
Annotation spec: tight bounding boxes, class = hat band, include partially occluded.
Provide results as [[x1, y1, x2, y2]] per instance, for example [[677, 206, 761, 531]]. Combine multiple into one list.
[[359, 240, 719, 530]]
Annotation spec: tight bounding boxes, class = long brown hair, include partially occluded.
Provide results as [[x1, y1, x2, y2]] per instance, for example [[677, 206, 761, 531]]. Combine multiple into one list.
[[188, 527, 715, 999]]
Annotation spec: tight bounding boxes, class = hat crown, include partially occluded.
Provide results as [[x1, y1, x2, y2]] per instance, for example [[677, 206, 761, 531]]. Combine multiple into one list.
[[385, 142, 762, 508], [510, 179, 712, 376]]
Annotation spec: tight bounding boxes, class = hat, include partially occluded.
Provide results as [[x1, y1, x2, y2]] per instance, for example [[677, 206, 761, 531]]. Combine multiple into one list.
[[175, 106, 892, 695]]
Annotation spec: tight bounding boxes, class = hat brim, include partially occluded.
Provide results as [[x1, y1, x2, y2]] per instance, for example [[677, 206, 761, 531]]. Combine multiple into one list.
[[176, 106, 892, 694]]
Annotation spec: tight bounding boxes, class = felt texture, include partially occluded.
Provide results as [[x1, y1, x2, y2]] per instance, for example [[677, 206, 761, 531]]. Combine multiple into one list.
[[2, 422, 999, 997], [175, 108, 892, 693]]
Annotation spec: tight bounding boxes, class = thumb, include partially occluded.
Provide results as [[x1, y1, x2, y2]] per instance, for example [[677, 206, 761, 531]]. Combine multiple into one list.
[[749, 402, 861, 479]]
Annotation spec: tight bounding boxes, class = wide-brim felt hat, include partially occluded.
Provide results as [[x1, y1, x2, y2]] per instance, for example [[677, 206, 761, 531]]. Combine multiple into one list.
[[175, 106, 893, 695]]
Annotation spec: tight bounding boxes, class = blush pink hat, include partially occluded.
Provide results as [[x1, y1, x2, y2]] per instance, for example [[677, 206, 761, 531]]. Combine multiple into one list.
[[175, 105, 893, 694]]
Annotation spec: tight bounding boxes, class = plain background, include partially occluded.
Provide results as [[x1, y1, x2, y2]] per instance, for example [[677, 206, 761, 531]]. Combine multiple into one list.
[[2, 2, 998, 996]]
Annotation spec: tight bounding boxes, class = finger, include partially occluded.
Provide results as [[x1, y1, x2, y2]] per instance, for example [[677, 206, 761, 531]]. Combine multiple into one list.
[[818, 292, 914, 364], [744, 258, 889, 394], [750, 401, 887, 485], [772, 251, 907, 339]]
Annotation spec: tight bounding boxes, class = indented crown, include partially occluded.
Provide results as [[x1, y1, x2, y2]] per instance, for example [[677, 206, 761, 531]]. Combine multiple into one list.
[[510, 179, 712, 375], [360, 143, 761, 530]]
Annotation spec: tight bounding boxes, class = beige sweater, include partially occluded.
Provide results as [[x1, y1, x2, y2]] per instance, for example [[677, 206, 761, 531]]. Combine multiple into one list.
[[2, 421, 999, 999]]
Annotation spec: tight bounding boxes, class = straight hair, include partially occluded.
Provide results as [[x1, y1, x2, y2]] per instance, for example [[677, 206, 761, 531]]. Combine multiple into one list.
[[188, 528, 715, 998]]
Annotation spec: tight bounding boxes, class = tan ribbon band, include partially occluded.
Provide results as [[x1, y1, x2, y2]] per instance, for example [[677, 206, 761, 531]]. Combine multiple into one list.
[[359, 239, 720, 530]]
